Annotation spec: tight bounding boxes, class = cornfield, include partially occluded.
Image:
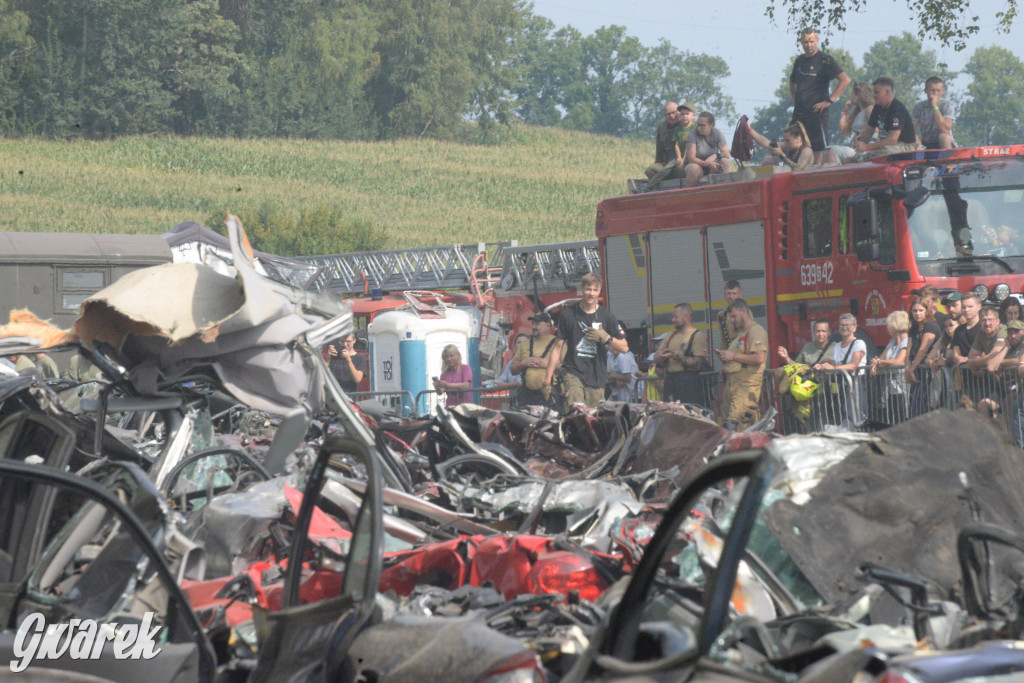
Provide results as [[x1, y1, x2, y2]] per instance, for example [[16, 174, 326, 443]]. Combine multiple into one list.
[[0, 126, 649, 254]]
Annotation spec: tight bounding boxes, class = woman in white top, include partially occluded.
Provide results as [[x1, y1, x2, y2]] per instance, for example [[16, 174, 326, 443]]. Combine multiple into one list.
[[816, 314, 867, 371], [871, 310, 910, 423], [823, 82, 875, 164], [815, 313, 867, 425]]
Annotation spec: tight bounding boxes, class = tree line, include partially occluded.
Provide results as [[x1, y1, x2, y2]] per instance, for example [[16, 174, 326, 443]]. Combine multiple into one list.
[[0, 0, 1020, 145]]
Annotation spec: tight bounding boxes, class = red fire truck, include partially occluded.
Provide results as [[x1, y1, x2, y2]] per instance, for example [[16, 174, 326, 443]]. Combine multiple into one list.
[[596, 145, 1024, 358]]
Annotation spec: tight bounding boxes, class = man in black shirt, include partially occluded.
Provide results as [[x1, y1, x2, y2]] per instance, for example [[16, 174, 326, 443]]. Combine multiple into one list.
[[328, 332, 367, 393], [545, 273, 628, 410], [855, 76, 918, 159], [951, 293, 982, 363], [789, 28, 850, 164]]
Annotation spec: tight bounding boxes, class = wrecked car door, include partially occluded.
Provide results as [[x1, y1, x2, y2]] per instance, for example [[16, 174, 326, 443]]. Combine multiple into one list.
[[248, 434, 384, 682], [0, 406, 79, 583], [563, 450, 779, 682], [0, 459, 216, 682]]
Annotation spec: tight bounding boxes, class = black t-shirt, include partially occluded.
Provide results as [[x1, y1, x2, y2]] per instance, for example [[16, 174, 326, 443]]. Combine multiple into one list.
[[867, 98, 916, 144], [908, 321, 941, 361], [789, 50, 844, 118], [952, 321, 979, 358], [329, 350, 367, 392], [556, 303, 625, 389]]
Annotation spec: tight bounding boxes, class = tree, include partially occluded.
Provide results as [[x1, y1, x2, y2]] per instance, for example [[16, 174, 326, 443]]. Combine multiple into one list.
[[13, 0, 241, 137], [365, 0, 523, 139], [0, 0, 33, 128], [235, 0, 380, 139], [764, 0, 1017, 52], [624, 43, 734, 138], [561, 25, 646, 136], [511, 22, 733, 138], [958, 46, 1024, 145]]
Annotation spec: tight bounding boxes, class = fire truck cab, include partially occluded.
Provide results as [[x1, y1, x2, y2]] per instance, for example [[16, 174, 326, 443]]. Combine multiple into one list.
[[597, 145, 1024, 359]]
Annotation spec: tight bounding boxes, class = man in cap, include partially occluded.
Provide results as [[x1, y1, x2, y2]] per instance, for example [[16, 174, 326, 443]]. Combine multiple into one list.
[[943, 290, 965, 325], [645, 103, 698, 190], [510, 311, 563, 408], [1001, 319, 1024, 366]]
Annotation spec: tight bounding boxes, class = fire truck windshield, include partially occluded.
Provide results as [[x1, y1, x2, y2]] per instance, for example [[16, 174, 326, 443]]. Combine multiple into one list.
[[906, 159, 1024, 270]]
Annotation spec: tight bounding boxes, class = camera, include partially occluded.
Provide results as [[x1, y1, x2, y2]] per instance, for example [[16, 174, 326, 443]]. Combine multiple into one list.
[[769, 140, 779, 149]]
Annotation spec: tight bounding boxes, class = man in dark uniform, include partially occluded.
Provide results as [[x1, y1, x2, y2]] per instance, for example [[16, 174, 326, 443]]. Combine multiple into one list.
[[644, 102, 683, 185], [854, 76, 918, 159], [789, 27, 850, 164]]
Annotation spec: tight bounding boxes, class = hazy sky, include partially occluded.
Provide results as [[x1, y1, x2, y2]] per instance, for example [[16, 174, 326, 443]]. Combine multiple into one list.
[[528, 0, 1022, 120]]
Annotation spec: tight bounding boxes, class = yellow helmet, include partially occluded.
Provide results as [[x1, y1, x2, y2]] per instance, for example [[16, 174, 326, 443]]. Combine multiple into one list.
[[790, 375, 818, 402], [781, 363, 803, 378]]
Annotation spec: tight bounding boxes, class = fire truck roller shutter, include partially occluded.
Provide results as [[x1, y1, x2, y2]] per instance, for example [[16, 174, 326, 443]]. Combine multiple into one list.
[[603, 234, 651, 332], [649, 229, 710, 336], [705, 221, 769, 352]]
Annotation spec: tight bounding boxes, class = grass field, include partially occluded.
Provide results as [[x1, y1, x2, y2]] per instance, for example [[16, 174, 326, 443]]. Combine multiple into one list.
[[0, 126, 648, 254]]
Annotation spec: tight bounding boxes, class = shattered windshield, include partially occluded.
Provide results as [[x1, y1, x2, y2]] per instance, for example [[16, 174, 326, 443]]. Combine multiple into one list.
[[907, 159, 1024, 263]]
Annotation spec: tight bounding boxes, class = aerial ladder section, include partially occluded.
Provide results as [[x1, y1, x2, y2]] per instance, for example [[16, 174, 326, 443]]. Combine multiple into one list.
[[295, 240, 601, 297]]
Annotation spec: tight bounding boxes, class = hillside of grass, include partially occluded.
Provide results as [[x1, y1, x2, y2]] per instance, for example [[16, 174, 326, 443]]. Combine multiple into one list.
[[0, 126, 649, 255]]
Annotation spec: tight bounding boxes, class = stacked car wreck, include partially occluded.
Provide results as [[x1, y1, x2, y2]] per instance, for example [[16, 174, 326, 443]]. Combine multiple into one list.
[[2, 218, 1024, 682]]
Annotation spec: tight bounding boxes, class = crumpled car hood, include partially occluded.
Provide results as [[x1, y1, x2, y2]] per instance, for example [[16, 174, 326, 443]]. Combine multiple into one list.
[[763, 409, 1024, 604], [70, 218, 330, 415]]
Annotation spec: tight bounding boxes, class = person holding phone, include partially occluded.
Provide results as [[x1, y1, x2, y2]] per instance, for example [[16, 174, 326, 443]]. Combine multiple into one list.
[[327, 333, 366, 393], [433, 345, 473, 408], [546, 273, 628, 410]]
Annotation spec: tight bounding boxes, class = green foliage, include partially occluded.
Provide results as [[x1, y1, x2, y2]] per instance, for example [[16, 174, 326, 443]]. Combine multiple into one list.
[[365, 0, 522, 140], [958, 46, 1024, 145], [226, 202, 387, 256], [764, 0, 1017, 52], [512, 23, 734, 138], [0, 0, 33, 129]]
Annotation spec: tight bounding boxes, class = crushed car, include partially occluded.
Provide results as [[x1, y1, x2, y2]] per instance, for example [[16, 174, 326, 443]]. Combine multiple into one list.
[[2, 217, 1024, 682]]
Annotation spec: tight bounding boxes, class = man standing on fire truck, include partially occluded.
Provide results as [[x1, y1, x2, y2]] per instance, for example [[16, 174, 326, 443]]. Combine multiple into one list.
[[790, 27, 850, 165], [715, 298, 768, 429], [545, 273, 629, 410]]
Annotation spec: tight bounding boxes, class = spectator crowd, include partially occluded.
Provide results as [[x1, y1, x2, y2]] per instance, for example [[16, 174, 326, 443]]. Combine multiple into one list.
[[634, 27, 959, 194]]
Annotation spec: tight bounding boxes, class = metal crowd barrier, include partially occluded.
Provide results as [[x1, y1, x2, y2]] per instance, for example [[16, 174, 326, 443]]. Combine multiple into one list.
[[763, 362, 1024, 443], [371, 361, 1024, 446], [347, 390, 416, 416], [412, 386, 516, 415], [947, 364, 1023, 445], [764, 368, 861, 434]]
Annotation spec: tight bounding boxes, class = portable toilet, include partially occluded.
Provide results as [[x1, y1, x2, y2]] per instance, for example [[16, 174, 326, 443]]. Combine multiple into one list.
[[369, 307, 479, 414]]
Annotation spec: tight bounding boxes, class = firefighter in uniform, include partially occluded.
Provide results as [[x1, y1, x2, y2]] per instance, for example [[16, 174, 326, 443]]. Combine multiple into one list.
[[717, 280, 743, 349], [714, 298, 767, 429]]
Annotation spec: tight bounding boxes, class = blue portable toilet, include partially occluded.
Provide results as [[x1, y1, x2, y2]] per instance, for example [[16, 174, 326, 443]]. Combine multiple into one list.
[[369, 307, 478, 414]]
